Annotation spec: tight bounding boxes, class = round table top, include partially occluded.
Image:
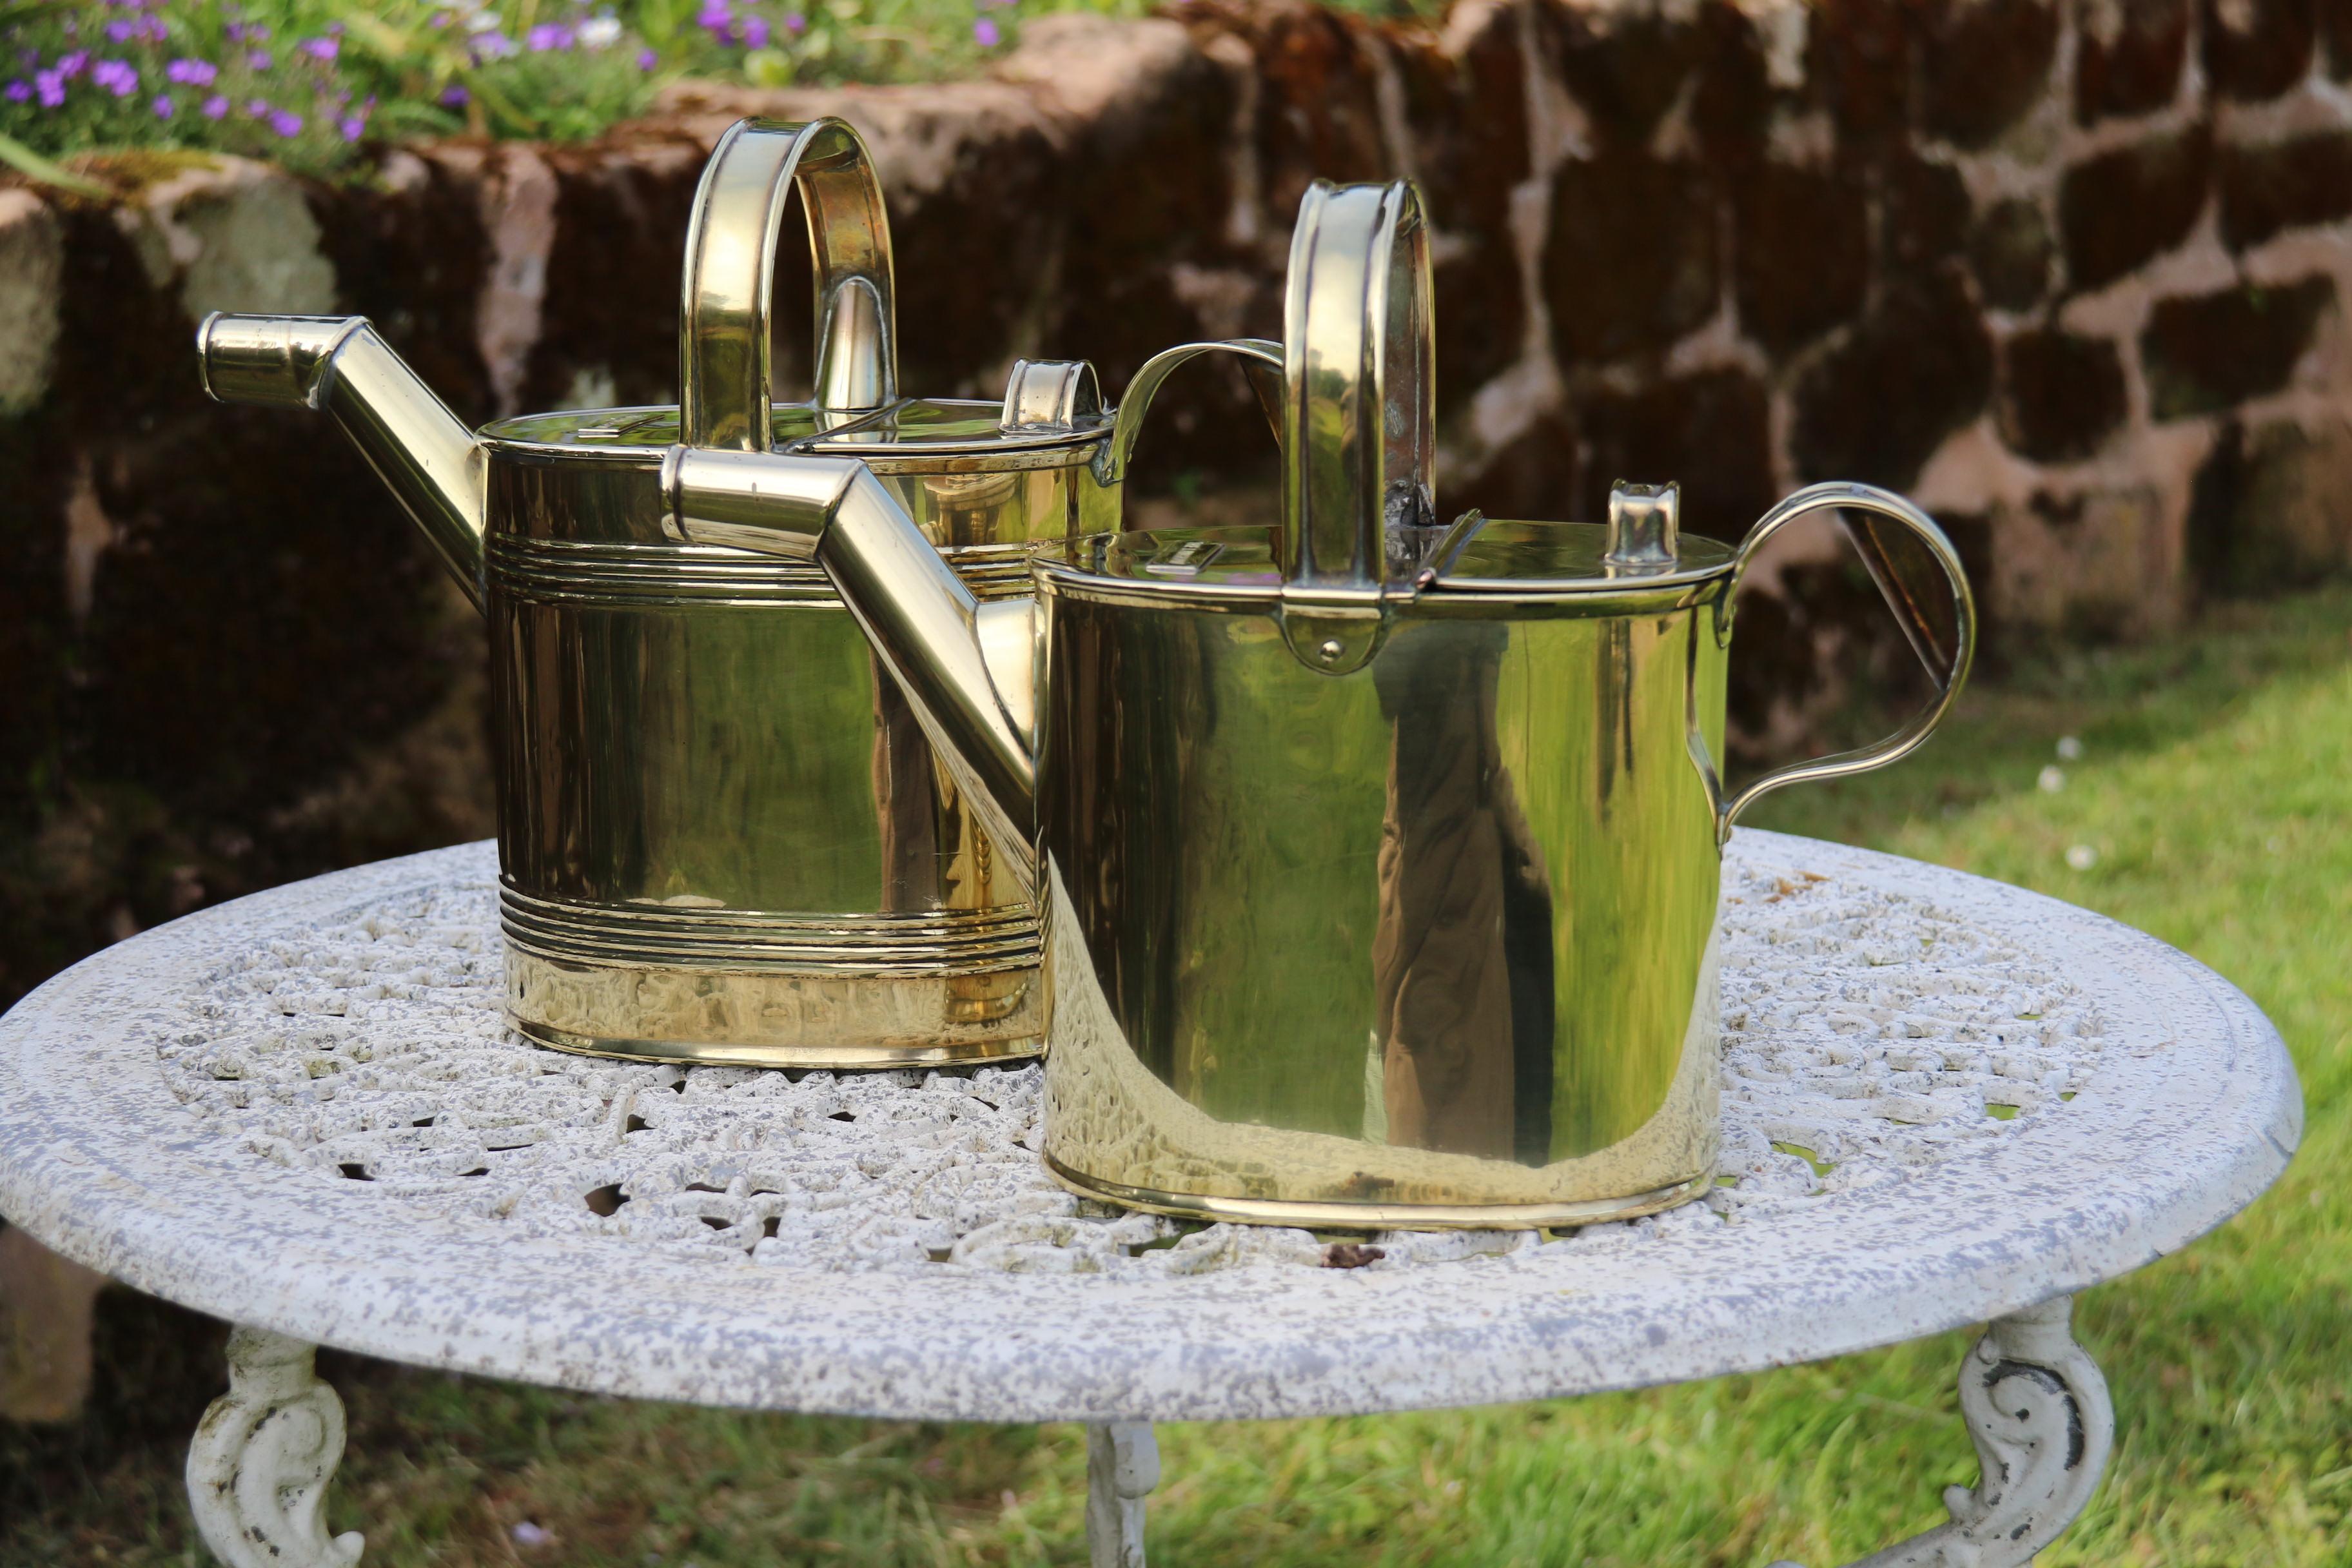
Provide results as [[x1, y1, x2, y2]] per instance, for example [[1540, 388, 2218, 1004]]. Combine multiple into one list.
[[0, 834, 2299, 1424]]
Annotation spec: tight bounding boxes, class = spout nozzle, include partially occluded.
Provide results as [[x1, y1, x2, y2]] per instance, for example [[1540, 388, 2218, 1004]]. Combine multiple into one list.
[[198, 311, 489, 612], [197, 313, 368, 409], [662, 446, 861, 558]]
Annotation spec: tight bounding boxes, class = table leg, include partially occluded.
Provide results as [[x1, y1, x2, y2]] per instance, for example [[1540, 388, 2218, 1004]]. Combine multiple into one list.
[[1085, 1419, 1159, 1568], [1771, 1294, 2113, 1568], [185, 1326, 366, 1568]]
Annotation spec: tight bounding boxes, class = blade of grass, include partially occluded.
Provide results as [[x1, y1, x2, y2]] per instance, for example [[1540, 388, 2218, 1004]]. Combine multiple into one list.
[[0, 132, 109, 199]]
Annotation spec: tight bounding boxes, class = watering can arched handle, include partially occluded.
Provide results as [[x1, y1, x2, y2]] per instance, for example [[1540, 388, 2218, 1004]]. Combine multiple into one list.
[[680, 117, 897, 450], [1700, 481, 1979, 842]]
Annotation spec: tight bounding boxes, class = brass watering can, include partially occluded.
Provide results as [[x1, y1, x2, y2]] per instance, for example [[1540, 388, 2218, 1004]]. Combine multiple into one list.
[[676, 179, 1976, 1230], [195, 117, 1246, 1069]]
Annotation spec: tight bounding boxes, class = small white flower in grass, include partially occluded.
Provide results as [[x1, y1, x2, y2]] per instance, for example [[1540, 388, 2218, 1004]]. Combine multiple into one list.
[[2065, 844, 2098, 870], [511, 1522, 551, 1547], [579, 15, 623, 47], [2056, 735, 2083, 760], [2037, 765, 2065, 792]]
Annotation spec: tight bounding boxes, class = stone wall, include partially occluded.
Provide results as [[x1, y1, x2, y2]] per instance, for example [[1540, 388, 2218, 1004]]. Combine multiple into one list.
[[4, 0, 2352, 1021]]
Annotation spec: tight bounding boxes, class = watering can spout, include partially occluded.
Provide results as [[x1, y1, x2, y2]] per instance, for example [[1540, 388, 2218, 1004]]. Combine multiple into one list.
[[197, 313, 489, 610], [661, 447, 1041, 897]]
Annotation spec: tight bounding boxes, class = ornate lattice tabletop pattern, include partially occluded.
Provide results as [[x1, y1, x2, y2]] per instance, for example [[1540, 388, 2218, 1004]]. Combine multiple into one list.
[[0, 833, 2299, 1568]]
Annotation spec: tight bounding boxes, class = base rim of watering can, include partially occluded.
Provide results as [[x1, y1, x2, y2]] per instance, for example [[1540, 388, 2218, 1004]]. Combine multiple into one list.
[[512, 1017, 1044, 1071], [1041, 1155, 1715, 1233]]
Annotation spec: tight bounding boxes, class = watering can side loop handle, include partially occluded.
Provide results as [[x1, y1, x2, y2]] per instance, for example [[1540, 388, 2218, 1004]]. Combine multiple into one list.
[[680, 117, 898, 450], [1700, 480, 1979, 843], [1095, 338, 1284, 486]]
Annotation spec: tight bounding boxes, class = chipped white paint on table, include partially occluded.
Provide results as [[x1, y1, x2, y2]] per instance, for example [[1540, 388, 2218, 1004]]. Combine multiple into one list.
[[0, 834, 2299, 1568]]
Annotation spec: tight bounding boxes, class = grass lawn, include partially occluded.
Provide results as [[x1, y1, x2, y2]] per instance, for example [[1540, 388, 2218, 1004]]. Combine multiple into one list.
[[5, 585, 2347, 1567]]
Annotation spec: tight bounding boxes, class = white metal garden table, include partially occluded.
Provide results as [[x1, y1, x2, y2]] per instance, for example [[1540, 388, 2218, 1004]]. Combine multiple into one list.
[[0, 833, 2298, 1567]]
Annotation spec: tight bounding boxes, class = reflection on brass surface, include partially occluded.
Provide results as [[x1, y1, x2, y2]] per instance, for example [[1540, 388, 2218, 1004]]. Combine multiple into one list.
[[198, 116, 1124, 1066]]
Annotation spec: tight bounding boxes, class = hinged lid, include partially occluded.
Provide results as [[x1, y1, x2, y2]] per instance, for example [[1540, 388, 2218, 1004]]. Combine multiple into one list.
[[1063, 510, 1735, 603], [482, 386, 1109, 466]]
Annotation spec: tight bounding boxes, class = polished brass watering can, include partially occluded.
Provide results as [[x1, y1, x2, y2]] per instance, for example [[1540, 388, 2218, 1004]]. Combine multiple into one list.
[[665, 179, 1978, 1228], [195, 117, 1237, 1069]]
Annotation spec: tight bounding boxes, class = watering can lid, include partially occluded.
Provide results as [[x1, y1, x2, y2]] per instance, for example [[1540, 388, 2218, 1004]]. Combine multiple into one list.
[[478, 376, 1110, 468], [1067, 511, 1736, 600]]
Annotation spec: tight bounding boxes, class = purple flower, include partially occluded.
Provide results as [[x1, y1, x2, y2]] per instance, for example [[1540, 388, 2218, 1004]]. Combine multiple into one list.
[[246, 97, 269, 117], [691, 1, 738, 42], [92, 59, 137, 96], [225, 22, 247, 41], [269, 108, 302, 137], [299, 37, 338, 62], [57, 51, 88, 78], [525, 22, 574, 50], [166, 57, 217, 86], [636, 46, 658, 68], [741, 15, 769, 48], [34, 70, 64, 106], [783, 12, 807, 32], [3, 80, 28, 104], [338, 114, 365, 141], [247, 49, 273, 69], [972, 16, 1000, 45], [439, 83, 470, 107], [152, 93, 173, 117], [469, 32, 516, 59], [104, 19, 137, 41], [201, 93, 228, 118]]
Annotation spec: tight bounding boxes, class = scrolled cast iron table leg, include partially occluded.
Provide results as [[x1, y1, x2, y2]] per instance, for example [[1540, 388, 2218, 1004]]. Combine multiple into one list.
[[186, 1326, 366, 1568], [1771, 1294, 2114, 1568], [1086, 1419, 1160, 1568]]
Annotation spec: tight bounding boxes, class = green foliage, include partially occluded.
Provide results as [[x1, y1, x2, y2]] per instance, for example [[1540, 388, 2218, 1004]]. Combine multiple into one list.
[[2, 0, 395, 175], [627, 0, 1010, 95], [0, 0, 1019, 179], [0, 0, 1452, 182]]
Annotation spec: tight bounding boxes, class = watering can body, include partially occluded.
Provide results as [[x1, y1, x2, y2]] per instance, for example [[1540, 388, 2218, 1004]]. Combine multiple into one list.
[[665, 179, 1979, 1228], [199, 118, 1121, 1068], [1021, 489, 1970, 1227]]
